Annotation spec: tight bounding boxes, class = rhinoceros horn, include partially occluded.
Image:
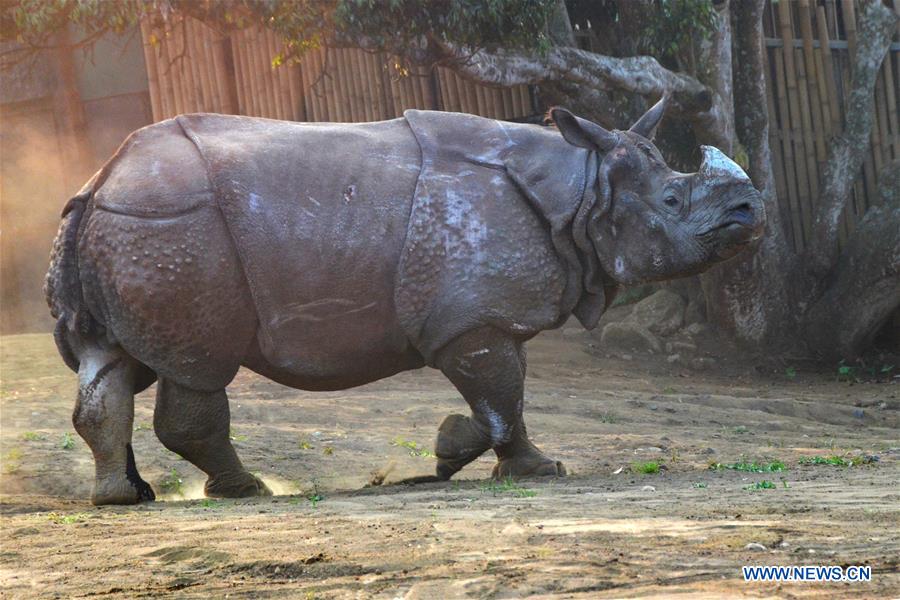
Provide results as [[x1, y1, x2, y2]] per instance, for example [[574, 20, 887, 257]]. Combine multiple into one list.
[[697, 145, 751, 183]]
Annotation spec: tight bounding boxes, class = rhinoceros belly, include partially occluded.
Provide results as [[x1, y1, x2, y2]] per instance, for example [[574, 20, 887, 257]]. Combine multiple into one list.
[[177, 115, 423, 384]]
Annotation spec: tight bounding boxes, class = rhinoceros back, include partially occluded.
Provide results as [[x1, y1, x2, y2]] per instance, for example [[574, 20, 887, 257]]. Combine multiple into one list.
[[176, 114, 421, 376]]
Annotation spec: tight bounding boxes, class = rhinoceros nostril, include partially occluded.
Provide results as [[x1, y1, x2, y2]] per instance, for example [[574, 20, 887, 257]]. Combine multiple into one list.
[[727, 202, 755, 225]]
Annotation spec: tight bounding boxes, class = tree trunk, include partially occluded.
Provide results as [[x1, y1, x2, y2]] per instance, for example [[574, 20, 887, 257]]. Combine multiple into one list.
[[700, 0, 795, 347], [50, 28, 94, 191], [802, 161, 900, 359]]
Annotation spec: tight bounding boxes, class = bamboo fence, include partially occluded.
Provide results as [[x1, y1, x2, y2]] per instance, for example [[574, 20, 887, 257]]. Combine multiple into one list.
[[763, 0, 899, 251], [139, 2, 898, 252], [139, 19, 532, 124]]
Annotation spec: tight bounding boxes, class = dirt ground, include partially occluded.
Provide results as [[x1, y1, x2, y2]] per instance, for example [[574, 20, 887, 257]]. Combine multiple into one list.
[[1, 328, 898, 598]]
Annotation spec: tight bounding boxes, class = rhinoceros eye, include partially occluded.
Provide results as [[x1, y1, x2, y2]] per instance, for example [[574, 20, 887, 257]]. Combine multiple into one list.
[[664, 195, 679, 208]]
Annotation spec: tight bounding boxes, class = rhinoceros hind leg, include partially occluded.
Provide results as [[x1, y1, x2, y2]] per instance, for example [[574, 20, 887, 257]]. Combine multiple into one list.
[[74, 344, 155, 505], [153, 378, 272, 498], [434, 327, 565, 480]]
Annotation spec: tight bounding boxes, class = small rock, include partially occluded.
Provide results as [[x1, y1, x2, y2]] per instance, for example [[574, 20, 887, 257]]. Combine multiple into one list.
[[744, 543, 767, 552], [684, 301, 705, 326], [702, 447, 716, 455], [641, 485, 656, 492], [626, 290, 686, 336], [684, 322, 709, 337], [666, 353, 681, 364], [600, 322, 663, 353], [852, 408, 865, 419], [690, 357, 717, 370], [670, 340, 698, 353], [635, 446, 663, 453]]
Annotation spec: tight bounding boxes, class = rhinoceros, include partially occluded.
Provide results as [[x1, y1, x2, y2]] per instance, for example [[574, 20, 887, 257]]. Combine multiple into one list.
[[45, 97, 764, 504]]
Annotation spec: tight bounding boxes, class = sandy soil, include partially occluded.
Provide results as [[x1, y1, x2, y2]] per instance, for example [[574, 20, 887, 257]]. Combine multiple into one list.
[[1, 329, 898, 598]]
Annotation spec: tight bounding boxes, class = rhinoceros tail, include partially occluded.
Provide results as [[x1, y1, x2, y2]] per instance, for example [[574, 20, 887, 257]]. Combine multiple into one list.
[[44, 178, 98, 373]]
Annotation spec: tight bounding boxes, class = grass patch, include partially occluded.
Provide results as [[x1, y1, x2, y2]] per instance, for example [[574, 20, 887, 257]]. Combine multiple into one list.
[[47, 512, 90, 524], [229, 428, 248, 442], [744, 480, 777, 491], [21, 432, 44, 441], [2, 448, 23, 473], [710, 459, 786, 473], [692, 482, 708, 489], [631, 461, 662, 474], [160, 468, 185, 496], [799, 455, 873, 467], [391, 437, 434, 458], [197, 499, 222, 509], [480, 477, 537, 498], [298, 439, 314, 450], [60, 432, 75, 450]]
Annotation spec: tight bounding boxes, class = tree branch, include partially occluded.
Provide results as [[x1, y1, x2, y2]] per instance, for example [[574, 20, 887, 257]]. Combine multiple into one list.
[[432, 38, 729, 139], [806, 0, 897, 277]]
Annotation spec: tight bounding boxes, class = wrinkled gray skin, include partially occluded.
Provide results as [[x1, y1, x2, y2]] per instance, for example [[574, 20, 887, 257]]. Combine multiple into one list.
[[45, 97, 764, 504]]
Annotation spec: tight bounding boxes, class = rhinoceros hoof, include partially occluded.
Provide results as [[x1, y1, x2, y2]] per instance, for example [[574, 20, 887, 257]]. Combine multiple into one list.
[[205, 471, 273, 498], [434, 414, 492, 480], [91, 476, 155, 506], [492, 457, 567, 479]]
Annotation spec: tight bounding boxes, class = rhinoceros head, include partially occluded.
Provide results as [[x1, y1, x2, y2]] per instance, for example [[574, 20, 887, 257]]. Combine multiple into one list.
[[550, 97, 765, 286]]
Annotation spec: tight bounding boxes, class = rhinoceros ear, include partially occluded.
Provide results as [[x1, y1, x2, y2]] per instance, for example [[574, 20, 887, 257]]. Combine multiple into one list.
[[550, 107, 618, 152], [628, 94, 668, 140]]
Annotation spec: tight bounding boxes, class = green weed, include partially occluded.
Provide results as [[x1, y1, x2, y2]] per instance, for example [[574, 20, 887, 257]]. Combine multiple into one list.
[[298, 439, 313, 450], [692, 482, 708, 489], [391, 437, 434, 458], [799, 455, 872, 467], [60, 432, 75, 450], [21, 432, 44, 441], [480, 477, 537, 498], [160, 468, 185, 496], [229, 428, 248, 442], [745, 480, 777, 491], [631, 461, 662, 474], [710, 460, 786, 473], [47, 512, 90, 524], [307, 483, 324, 507], [785, 367, 797, 380], [2, 448, 23, 473]]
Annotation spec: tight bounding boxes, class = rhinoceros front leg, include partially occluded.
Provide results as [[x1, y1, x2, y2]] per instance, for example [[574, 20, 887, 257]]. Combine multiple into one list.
[[434, 327, 566, 480], [74, 345, 155, 505], [153, 378, 271, 498]]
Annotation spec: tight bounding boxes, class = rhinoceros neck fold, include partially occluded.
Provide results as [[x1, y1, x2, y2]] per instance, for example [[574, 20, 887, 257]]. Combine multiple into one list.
[[398, 110, 613, 357]]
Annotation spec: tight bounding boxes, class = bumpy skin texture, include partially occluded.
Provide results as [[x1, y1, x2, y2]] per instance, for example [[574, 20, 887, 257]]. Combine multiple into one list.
[[45, 103, 765, 504]]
